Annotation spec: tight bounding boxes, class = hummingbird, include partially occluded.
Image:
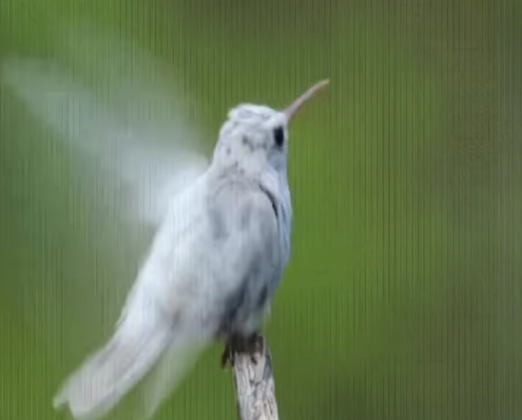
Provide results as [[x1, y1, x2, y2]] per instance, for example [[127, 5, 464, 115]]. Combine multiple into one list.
[[51, 79, 328, 420], [0, 24, 328, 420]]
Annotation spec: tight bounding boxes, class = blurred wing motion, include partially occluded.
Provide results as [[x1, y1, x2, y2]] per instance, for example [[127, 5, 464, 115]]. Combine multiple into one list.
[[1, 20, 213, 419], [0, 21, 209, 228]]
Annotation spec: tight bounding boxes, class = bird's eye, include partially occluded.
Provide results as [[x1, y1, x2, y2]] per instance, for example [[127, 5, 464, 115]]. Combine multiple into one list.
[[273, 126, 285, 147]]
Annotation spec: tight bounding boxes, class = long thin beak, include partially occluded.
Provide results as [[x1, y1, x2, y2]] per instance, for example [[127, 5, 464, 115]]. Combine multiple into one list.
[[284, 79, 330, 121]]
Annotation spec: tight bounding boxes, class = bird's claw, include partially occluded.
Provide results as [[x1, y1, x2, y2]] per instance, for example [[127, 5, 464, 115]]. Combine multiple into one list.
[[248, 333, 263, 365], [221, 333, 263, 368]]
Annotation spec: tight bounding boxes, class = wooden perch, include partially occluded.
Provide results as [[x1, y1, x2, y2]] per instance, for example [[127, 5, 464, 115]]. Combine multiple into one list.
[[223, 334, 280, 420]]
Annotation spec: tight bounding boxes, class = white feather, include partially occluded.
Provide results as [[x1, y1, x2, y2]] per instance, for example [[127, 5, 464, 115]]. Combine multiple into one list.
[[52, 173, 216, 419], [0, 21, 209, 228], [52, 292, 173, 420]]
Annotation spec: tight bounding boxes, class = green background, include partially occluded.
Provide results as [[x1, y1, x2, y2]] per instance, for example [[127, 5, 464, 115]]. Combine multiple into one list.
[[0, 1, 521, 419]]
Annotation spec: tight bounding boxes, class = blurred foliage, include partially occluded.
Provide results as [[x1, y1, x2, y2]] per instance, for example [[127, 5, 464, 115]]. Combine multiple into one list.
[[0, 0, 520, 420]]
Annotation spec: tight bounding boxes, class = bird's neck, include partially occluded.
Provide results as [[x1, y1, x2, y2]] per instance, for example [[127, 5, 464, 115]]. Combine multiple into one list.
[[208, 161, 293, 261], [259, 168, 293, 261]]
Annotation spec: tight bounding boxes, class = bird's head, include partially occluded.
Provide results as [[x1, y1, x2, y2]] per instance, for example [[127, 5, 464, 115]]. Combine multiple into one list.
[[211, 80, 329, 178]]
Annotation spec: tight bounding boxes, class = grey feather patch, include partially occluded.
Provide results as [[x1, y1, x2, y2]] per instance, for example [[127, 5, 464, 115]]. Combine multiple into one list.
[[242, 136, 255, 152], [208, 205, 228, 240], [256, 285, 269, 309], [220, 279, 250, 338]]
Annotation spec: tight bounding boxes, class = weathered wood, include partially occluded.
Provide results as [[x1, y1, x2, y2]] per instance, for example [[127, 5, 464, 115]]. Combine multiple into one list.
[[226, 335, 280, 420]]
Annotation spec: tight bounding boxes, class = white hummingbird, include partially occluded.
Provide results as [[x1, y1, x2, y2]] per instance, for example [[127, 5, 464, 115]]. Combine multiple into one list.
[[1, 22, 328, 420]]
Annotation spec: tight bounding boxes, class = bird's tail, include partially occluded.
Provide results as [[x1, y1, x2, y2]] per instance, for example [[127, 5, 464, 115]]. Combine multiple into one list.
[[53, 301, 173, 420], [140, 326, 209, 418]]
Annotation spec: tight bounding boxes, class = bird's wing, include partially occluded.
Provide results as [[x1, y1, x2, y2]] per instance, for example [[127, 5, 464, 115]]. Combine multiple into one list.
[[52, 175, 214, 420], [0, 19, 209, 229]]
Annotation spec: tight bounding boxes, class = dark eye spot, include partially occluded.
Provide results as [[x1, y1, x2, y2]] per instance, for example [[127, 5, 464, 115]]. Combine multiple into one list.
[[273, 127, 285, 147]]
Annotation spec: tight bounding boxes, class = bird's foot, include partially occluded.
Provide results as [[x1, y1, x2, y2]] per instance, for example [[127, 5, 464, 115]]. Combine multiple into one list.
[[221, 333, 264, 368], [246, 333, 263, 365]]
